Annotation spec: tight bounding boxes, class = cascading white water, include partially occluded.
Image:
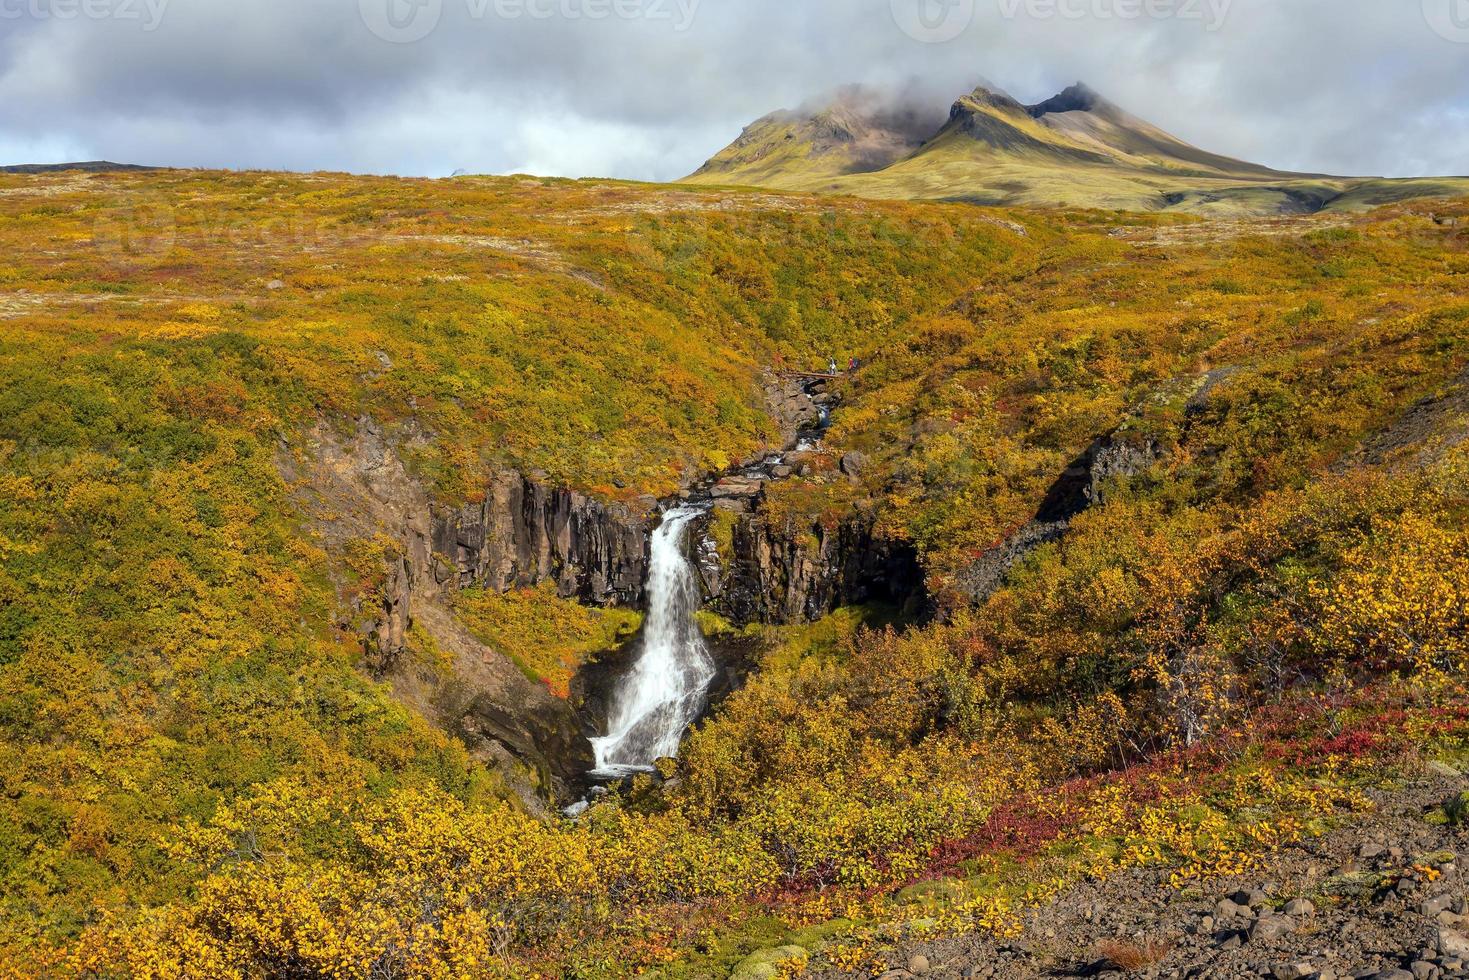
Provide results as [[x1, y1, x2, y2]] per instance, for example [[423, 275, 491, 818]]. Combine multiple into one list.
[[590, 506, 717, 775]]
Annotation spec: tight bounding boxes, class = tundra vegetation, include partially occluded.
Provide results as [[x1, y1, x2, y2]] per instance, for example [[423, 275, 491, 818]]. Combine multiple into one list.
[[0, 169, 1466, 977]]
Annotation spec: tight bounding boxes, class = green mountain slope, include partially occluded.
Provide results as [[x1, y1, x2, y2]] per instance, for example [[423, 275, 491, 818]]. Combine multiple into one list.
[[688, 84, 944, 188], [687, 80, 1469, 216]]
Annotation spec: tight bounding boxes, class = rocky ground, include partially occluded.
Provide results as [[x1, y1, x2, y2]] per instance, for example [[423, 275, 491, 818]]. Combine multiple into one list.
[[822, 766, 1469, 980]]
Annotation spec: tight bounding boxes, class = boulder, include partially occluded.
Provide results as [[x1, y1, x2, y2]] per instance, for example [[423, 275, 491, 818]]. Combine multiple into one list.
[[1215, 898, 1251, 919], [1249, 915, 1296, 943], [1272, 964, 1314, 980], [1423, 894, 1456, 918], [711, 478, 764, 499], [731, 945, 810, 980], [1439, 927, 1469, 959], [1232, 888, 1272, 908]]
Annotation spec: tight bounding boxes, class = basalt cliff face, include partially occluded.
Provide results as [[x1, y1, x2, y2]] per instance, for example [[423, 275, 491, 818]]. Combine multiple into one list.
[[700, 509, 923, 626], [281, 418, 654, 802], [429, 473, 650, 609], [695, 376, 925, 626], [283, 403, 922, 801]]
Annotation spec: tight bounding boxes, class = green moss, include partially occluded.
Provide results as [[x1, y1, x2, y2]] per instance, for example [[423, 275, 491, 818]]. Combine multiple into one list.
[[895, 879, 967, 907], [453, 582, 642, 697], [708, 507, 740, 567], [759, 604, 903, 672], [730, 945, 809, 980]]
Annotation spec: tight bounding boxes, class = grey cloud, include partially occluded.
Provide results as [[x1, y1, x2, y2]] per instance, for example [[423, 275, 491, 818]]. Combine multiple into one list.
[[0, 0, 1464, 179]]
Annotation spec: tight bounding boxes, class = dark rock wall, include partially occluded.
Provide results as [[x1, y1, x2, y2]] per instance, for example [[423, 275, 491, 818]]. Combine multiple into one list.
[[701, 510, 925, 626], [308, 409, 926, 797], [362, 470, 651, 675], [955, 430, 1164, 607], [430, 471, 650, 607]]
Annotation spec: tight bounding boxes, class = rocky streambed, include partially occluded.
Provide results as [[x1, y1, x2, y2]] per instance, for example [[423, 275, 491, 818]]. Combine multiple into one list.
[[679, 374, 924, 626], [571, 373, 923, 790]]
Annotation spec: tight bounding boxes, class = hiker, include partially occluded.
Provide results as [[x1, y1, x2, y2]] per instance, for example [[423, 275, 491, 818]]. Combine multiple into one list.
[[849, 357, 858, 372], [828, 357, 838, 375]]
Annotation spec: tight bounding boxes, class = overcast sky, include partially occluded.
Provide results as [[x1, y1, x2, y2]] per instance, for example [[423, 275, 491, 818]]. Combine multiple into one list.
[[1, 0, 1466, 180]]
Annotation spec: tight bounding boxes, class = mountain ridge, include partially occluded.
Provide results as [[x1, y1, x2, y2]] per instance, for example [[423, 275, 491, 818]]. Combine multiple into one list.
[[0, 161, 159, 174], [686, 79, 1464, 215]]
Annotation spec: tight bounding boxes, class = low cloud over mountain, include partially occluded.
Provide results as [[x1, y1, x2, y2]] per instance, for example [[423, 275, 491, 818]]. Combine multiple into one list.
[[0, 0, 1466, 180]]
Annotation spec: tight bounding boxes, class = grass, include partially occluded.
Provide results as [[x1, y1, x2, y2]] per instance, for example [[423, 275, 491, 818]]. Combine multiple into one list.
[[3, 166, 1469, 975], [452, 583, 643, 697]]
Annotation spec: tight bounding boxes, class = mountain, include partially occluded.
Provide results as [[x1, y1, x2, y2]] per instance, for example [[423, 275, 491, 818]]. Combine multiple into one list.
[[0, 161, 158, 174], [687, 81, 1468, 215], [689, 84, 946, 188]]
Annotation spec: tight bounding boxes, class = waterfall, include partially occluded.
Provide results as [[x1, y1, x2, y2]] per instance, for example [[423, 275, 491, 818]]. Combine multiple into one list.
[[590, 505, 717, 775]]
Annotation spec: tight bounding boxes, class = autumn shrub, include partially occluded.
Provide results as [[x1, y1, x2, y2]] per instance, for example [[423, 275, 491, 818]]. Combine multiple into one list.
[[1095, 937, 1170, 971], [1309, 512, 1469, 679], [5, 169, 1469, 976]]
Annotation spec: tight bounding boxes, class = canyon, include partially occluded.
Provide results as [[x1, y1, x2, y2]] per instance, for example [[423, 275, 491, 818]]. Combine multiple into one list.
[[281, 376, 924, 802]]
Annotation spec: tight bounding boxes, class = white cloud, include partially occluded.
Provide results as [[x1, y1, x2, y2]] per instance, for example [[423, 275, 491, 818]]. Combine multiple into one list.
[[0, 0, 1464, 180]]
